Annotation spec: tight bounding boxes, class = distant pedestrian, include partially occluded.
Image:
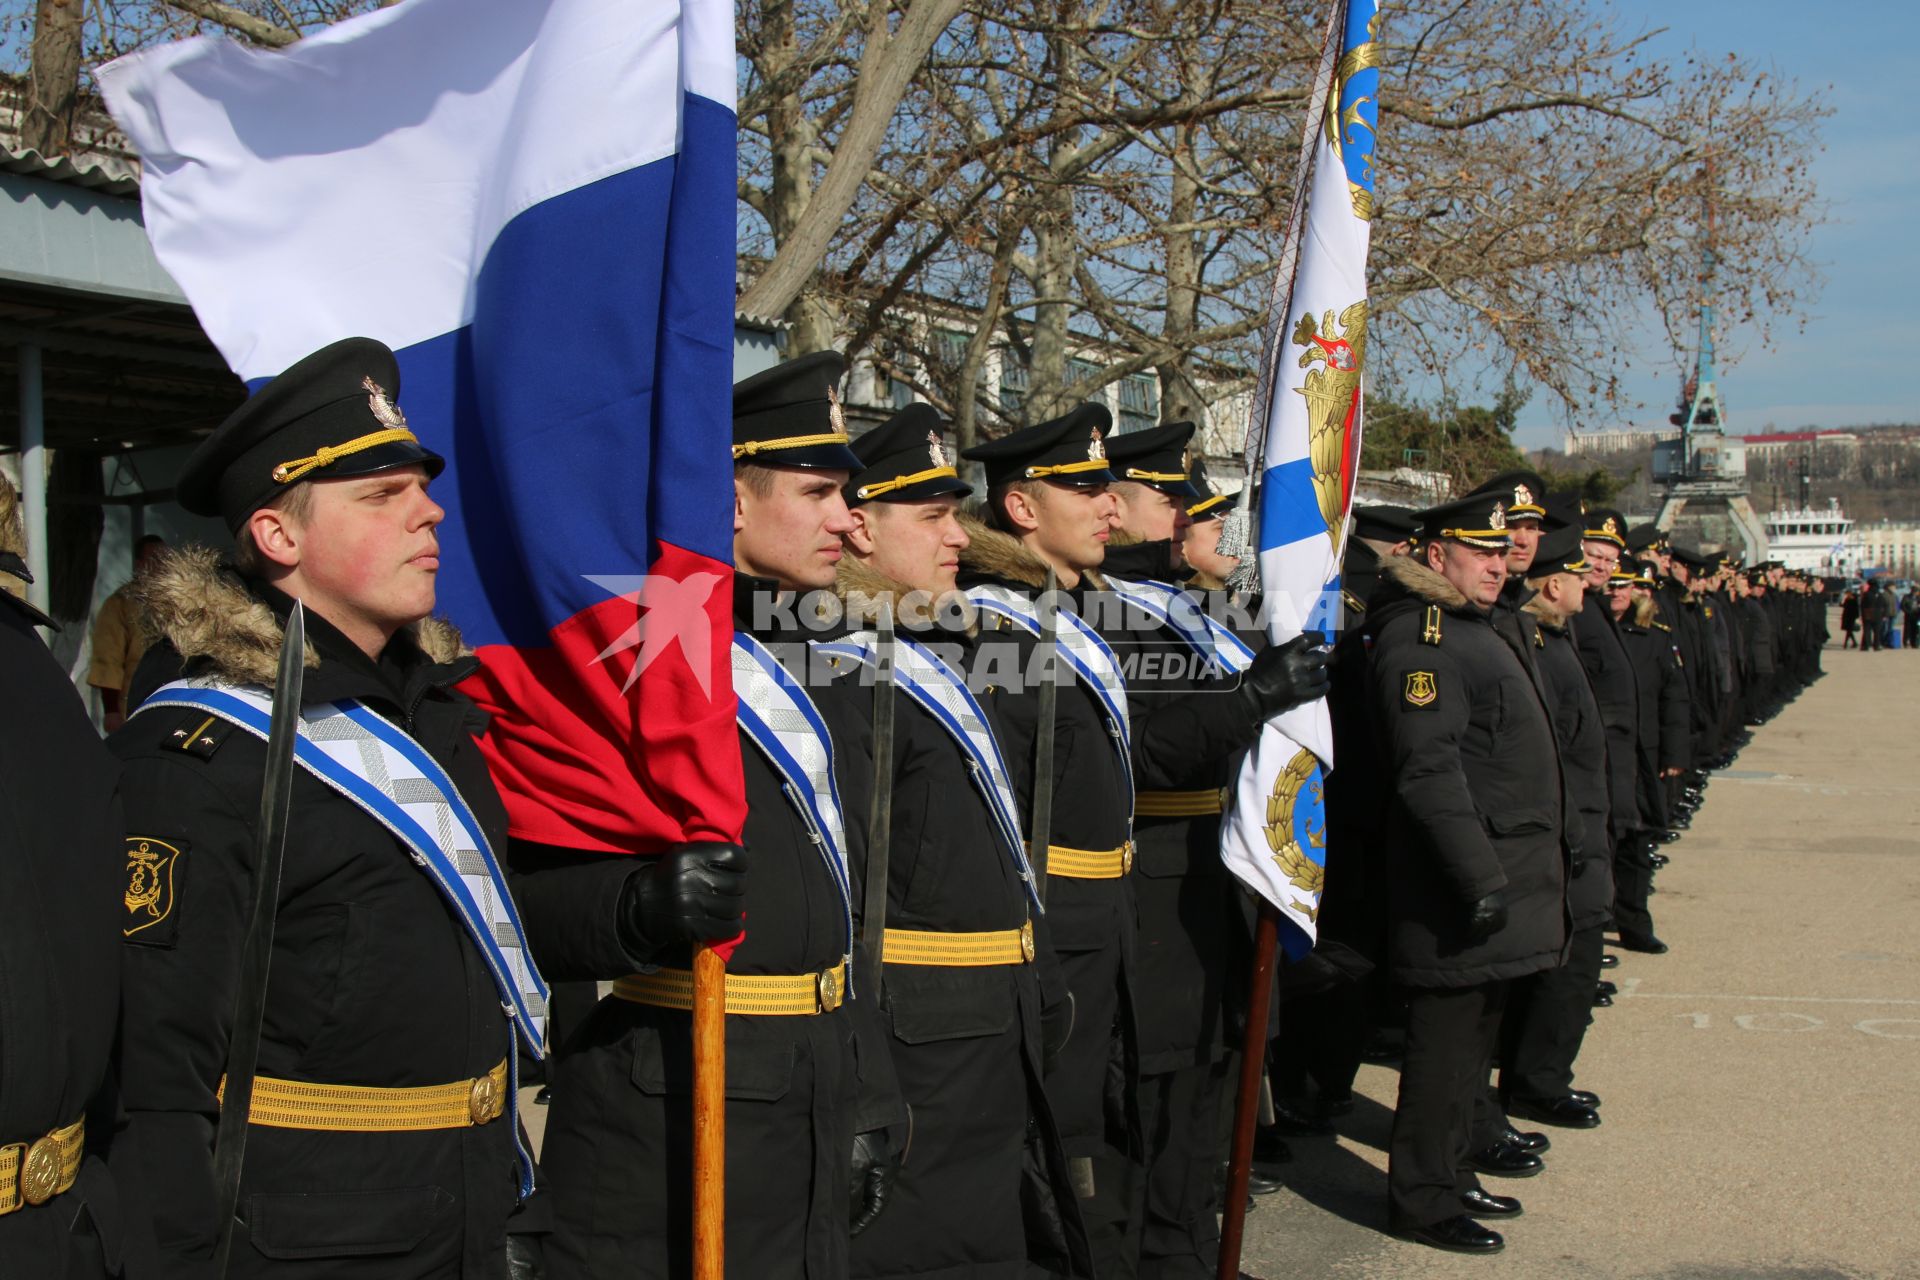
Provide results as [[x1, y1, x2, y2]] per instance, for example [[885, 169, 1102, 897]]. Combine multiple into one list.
[[1861, 582, 1887, 651], [1839, 589, 1859, 649], [1902, 587, 1919, 650], [87, 533, 168, 730]]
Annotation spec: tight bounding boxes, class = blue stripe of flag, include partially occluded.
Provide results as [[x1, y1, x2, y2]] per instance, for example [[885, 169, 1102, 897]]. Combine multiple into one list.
[[1258, 457, 1323, 552]]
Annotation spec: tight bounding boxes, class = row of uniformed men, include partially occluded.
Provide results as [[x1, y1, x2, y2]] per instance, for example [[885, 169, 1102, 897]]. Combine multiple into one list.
[[2, 340, 1331, 1280], [1269, 471, 1824, 1255]]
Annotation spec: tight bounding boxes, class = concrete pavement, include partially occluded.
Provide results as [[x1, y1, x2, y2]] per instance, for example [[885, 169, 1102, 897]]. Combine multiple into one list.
[[1239, 637, 1920, 1279]]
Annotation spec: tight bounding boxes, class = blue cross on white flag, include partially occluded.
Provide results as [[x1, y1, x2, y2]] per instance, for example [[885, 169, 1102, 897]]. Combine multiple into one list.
[[1219, 0, 1381, 958]]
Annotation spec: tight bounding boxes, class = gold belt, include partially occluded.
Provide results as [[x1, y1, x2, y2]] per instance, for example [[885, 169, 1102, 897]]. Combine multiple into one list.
[[0, 1117, 84, 1215], [884, 922, 1035, 966], [1042, 841, 1135, 879], [613, 960, 848, 1016], [217, 1060, 507, 1132], [1134, 787, 1229, 818]]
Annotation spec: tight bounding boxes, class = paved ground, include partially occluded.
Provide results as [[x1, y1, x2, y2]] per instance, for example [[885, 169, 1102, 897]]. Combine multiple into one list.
[[1240, 636, 1920, 1279]]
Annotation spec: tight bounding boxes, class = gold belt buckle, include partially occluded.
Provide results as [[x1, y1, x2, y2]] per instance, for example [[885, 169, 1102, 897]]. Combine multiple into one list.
[[816, 966, 844, 1012], [1019, 920, 1037, 963], [19, 1136, 61, 1207], [1121, 841, 1135, 875], [467, 1072, 503, 1126]]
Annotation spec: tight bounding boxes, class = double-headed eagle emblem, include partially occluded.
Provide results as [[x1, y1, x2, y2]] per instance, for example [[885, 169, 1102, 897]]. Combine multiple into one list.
[[1293, 301, 1368, 556]]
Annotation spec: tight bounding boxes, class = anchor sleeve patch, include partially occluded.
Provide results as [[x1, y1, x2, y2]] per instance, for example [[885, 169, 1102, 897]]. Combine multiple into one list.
[[124, 836, 186, 948], [1402, 670, 1439, 709]]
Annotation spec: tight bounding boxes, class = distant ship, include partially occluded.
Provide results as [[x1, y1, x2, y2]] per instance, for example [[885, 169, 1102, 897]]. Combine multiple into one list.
[[1762, 498, 1854, 577]]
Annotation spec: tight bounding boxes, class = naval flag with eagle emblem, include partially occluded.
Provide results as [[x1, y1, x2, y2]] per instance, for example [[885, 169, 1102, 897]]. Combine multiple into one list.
[[1219, 0, 1380, 958], [100, 0, 746, 866]]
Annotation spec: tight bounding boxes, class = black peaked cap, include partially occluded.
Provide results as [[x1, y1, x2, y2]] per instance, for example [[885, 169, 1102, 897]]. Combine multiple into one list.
[[1104, 421, 1203, 499], [733, 351, 863, 472], [1187, 457, 1231, 520], [178, 336, 443, 529], [1581, 507, 1629, 549], [1351, 503, 1417, 543], [846, 402, 971, 505], [1533, 524, 1589, 576], [1464, 468, 1551, 521], [962, 403, 1116, 488], [1414, 491, 1512, 550]]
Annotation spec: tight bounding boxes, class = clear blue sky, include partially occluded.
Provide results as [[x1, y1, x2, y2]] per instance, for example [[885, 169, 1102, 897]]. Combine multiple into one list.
[[1508, 0, 1917, 449]]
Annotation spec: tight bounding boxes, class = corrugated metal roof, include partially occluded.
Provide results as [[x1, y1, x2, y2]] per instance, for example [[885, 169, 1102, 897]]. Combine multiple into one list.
[[0, 147, 140, 199]]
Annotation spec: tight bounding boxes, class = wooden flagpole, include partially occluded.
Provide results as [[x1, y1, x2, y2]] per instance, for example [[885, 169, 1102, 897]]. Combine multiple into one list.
[[1216, 904, 1280, 1280], [692, 942, 726, 1279]]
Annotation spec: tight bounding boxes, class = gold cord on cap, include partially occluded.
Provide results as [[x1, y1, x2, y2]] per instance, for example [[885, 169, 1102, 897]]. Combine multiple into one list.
[[271, 428, 420, 485], [732, 431, 853, 460], [1123, 467, 1190, 483], [855, 464, 959, 500], [1023, 457, 1111, 479]]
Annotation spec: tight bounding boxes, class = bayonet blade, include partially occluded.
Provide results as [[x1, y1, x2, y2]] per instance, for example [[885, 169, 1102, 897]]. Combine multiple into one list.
[[212, 601, 305, 1277], [1030, 568, 1059, 905], [859, 604, 897, 997]]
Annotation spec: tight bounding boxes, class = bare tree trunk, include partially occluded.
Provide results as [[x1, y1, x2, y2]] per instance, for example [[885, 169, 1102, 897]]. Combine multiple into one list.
[[736, 0, 965, 324], [755, 0, 837, 352], [23, 0, 85, 156], [1026, 131, 1077, 420], [953, 202, 1024, 474], [1158, 120, 1205, 427]]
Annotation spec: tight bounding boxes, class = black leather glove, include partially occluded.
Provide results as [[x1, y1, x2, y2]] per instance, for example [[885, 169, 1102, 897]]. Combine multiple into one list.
[[1040, 992, 1075, 1076], [505, 1232, 544, 1280], [617, 843, 749, 959], [1235, 632, 1333, 720], [1464, 888, 1509, 944], [849, 1126, 902, 1236]]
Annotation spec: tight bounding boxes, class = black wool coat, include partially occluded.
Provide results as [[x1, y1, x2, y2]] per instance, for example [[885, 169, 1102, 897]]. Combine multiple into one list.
[[110, 552, 523, 1280], [1365, 557, 1569, 988], [0, 584, 124, 1279], [1523, 600, 1615, 931], [523, 573, 904, 1280], [1571, 591, 1643, 841]]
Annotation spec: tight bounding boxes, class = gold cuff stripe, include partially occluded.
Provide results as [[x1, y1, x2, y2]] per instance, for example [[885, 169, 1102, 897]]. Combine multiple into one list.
[[1024, 458, 1110, 479], [732, 431, 852, 460], [855, 465, 958, 499], [613, 960, 847, 1016], [272, 427, 421, 484], [1037, 841, 1134, 879], [883, 922, 1034, 967], [217, 1061, 508, 1132], [1188, 494, 1227, 516], [1123, 467, 1190, 483], [1134, 787, 1230, 817], [0, 1117, 84, 1214]]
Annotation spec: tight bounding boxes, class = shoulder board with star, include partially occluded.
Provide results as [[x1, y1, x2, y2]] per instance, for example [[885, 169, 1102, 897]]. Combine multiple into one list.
[[1653, 621, 1672, 633], [1342, 588, 1367, 616], [1419, 604, 1443, 646], [162, 708, 240, 761]]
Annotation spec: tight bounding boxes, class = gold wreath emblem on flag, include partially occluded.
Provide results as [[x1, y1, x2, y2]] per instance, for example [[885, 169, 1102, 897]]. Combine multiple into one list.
[[1293, 301, 1368, 556], [1264, 747, 1326, 917]]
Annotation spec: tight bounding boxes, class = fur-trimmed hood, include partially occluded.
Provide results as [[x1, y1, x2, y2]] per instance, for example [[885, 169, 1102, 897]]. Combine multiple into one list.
[[132, 545, 466, 687], [1377, 552, 1471, 609], [956, 512, 1107, 591], [825, 555, 978, 635], [1522, 592, 1572, 632]]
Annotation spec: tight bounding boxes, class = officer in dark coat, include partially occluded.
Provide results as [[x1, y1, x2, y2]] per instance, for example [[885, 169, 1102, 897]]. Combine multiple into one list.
[[1610, 560, 1691, 844], [958, 408, 1139, 1272], [1099, 423, 1329, 1279], [1498, 527, 1614, 1131], [0, 479, 123, 1278], [110, 339, 536, 1278], [521, 352, 906, 1279], [1366, 492, 1568, 1255], [1567, 510, 1663, 956], [825, 404, 1088, 1279]]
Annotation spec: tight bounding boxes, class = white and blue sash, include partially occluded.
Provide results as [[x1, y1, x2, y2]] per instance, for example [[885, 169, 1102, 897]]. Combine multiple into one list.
[[730, 633, 855, 967], [1103, 576, 1258, 676], [814, 631, 1042, 913], [965, 583, 1134, 804], [141, 678, 549, 1194]]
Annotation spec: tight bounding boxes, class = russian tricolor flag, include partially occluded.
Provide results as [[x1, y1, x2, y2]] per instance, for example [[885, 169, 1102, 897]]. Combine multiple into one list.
[[101, 0, 745, 854], [1219, 0, 1380, 957]]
